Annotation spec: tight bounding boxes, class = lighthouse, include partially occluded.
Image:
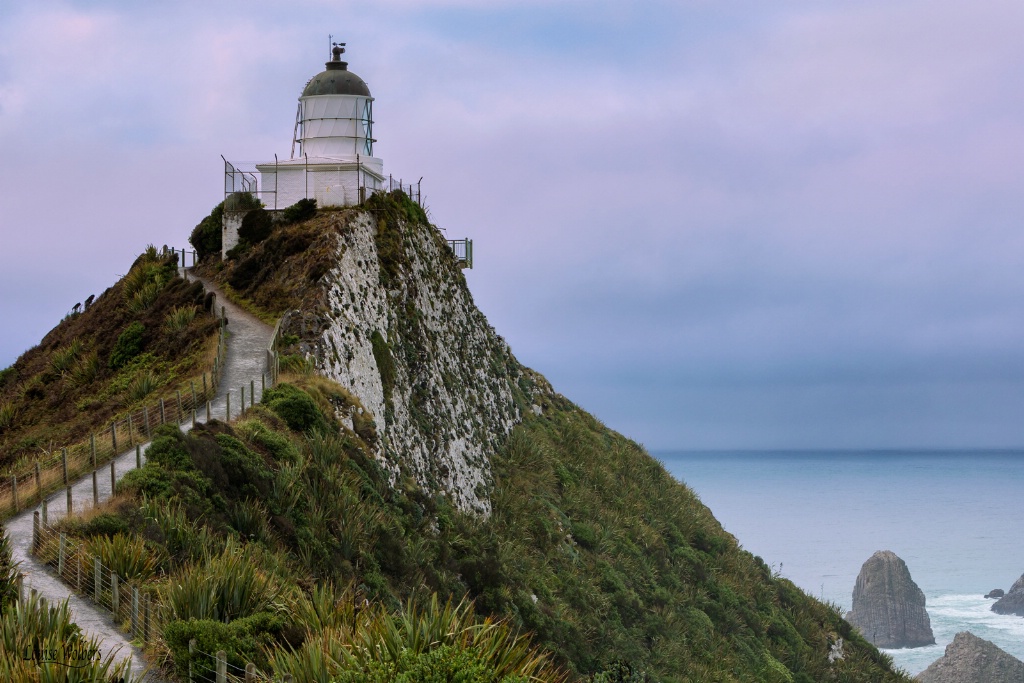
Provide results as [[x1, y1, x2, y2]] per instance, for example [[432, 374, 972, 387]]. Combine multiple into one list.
[[256, 42, 384, 209]]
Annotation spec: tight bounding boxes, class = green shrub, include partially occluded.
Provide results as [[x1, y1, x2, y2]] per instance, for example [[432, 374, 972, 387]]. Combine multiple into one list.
[[190, 201, 224, 261], [238, 208, 273, 246], [261, 383, 329, 433], [81, 513, 131, 538], [109, 322, 145, 369], [281, 198, 317, 224], [370, 331, 395, 412], [164, 611, 284, 679]]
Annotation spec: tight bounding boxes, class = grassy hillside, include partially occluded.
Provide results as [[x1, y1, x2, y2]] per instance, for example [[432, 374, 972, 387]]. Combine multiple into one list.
[[44, 373, 909, 682], [0, 247, 219, 474]]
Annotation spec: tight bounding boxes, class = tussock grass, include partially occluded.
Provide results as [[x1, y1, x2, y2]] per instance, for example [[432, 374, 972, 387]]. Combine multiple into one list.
[[85, 533, 160, 584], [164, 304, 199, 332], [49, 339, 82, 377], [69, 350, 101, 387], [126, 369, 160, 403], [0, 402, 15, 432]]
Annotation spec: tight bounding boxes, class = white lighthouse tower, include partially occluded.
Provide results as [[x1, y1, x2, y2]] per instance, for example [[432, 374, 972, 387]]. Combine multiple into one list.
[[256, 42, 384, 208]]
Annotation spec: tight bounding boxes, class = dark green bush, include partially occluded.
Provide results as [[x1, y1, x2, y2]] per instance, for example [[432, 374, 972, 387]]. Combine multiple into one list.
[[370, 331, 395, 412], [164, 611, 285, 679], [109, 322, 145, 369], [238, 208, 273, 246], [190, 201, 224, 261], [261, 383, 329, 433], [281, 198, 317, 224], [81, 514, 131, 538]]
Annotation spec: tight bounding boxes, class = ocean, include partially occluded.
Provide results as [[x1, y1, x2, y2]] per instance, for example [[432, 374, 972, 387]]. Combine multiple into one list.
[[655, 450, 1024, 675]]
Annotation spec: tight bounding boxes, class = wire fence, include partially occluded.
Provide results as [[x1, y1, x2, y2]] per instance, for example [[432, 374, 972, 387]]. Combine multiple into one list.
[[30, 520, 291, 683], [0, 314, 227, 522]]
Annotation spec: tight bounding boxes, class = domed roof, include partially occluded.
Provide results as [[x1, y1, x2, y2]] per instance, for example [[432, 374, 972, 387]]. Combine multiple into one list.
[[301, 46, 371, 98]]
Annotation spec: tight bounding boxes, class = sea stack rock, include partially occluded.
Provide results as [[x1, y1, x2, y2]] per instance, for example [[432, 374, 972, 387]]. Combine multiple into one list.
[[991, 573, 1024, 616], [916, 631, 1024, 683], [845, 550, 935, 648], [984, 589, 1004, 599]]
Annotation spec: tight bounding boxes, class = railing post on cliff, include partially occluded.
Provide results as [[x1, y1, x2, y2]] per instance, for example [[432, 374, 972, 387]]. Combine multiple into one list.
[[111, 420, 117, 454], [136, 445, 141, 469], [61, 448, 68, 486]]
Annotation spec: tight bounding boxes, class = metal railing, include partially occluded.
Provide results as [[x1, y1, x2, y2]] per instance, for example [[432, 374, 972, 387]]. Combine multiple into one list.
[[447, 239, 473, 269], [30, 519, 291, 683], [0, 311, 227, 520]]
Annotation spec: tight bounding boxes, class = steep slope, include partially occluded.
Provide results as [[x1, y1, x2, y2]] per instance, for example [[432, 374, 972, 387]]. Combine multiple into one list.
[[0, 248, 219, 473], [205, 193, 543, 515], [175, 192, 914, 682]]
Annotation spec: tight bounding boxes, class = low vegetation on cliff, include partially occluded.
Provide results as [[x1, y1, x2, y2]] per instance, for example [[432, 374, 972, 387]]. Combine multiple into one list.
[[0, 247, 219, 474]]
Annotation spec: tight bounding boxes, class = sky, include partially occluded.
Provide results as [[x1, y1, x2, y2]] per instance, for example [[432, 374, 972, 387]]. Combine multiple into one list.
[[2, 0, 1023, 450]]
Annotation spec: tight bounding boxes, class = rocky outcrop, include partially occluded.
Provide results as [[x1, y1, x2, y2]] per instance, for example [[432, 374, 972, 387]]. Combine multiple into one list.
[[278, 204, 551, 516], [845, 550, 935, 648], [916, 631, 1024, 683], [984, 589, 1004, 599], [991, 574, 1024, 616]]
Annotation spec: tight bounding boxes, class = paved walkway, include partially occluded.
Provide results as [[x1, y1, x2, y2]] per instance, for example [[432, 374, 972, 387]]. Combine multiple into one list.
[[5, 270, 275, 681]]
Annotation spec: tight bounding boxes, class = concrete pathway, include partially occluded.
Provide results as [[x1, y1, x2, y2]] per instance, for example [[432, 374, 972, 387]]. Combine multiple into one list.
[[5, 270, 275, 681]]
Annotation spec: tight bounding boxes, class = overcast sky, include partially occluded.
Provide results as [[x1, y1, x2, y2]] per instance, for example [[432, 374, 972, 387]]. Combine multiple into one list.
[[2, 1, 1023, 450]]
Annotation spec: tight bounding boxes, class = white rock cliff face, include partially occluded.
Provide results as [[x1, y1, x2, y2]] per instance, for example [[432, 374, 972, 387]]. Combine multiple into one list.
[[279, 208, 546, 515]]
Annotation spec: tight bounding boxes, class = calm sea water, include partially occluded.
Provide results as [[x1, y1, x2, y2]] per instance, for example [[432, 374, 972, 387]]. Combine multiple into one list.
[[656, 450, 1024, 675]]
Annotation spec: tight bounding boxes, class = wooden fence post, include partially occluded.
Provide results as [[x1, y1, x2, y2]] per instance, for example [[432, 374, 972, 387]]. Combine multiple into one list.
[[250, 379, 255, 409], [32, 511, 39, 554], [191, 380, 197, 410], [111, 574, 119, 616], [110, 459, 116, 493], [207, 401, 211, 422], [77, 554, 82, 591], [245, 662, 256, 682], [203, 373, 208, 398], [136, 445, 142, 469], [226, 392, 231, 422], [93, 558, 101, 600], [111, 420, 117, 454], [35, 462, 41, 503], [92, 470, 98, 506], [62, 448, 68, 485], [16, 572, 24, 604], [188, 639, 196, 683], [241, 386, 246, 417], [128, 414, 134, 447], [91, 433, 97, 468], [143, 405, 151, 437], [216, 651, 227, 683], [66, 486, 72, 514], [176, 390, 183, 422]]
